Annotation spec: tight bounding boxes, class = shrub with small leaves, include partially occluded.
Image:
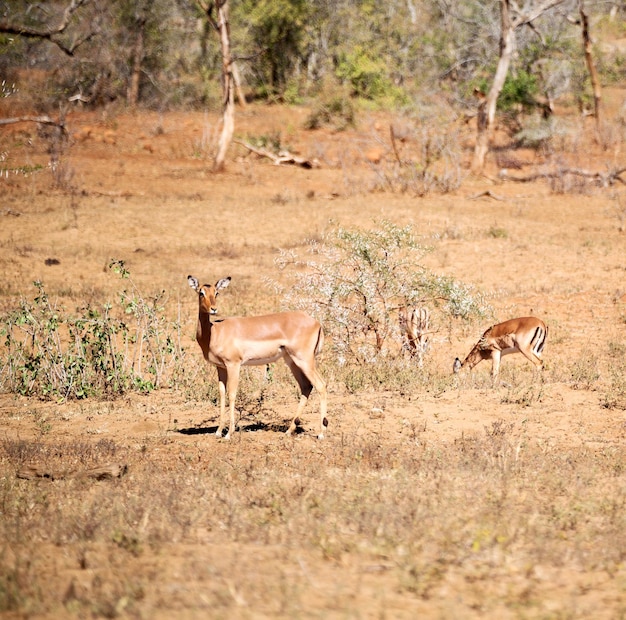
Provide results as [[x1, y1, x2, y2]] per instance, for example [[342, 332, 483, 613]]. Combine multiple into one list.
[[0, 261, 184, 399], [271, 221, 488, 366]]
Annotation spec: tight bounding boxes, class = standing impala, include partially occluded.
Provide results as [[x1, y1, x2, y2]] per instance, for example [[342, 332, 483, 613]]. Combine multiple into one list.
[[453, 316, 547, 383], [188, 275, 328, 439]]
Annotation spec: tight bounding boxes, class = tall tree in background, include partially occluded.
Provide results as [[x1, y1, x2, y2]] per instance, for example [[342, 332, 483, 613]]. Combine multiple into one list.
[[125, 5, 146, 107], [471, 0, 564, 174], [197, 0, 234, 172], [578, 0, 601, 131], [238, 0, 309, 97]]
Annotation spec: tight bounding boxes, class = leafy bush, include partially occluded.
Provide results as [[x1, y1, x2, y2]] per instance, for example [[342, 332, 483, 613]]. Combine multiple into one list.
[[476, 70, 539, 114], [304, 88, 356, 131], [335, 46, 405, 104], [499, 70, 539, 112], [272, 221, 488, 366], [0, 261, 184, 399]]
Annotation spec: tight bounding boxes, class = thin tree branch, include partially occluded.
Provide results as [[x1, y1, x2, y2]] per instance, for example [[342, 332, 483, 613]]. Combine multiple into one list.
[[0, 0, 94, 56], [511, 0, 564, 27], [0, 116, 66, 134]]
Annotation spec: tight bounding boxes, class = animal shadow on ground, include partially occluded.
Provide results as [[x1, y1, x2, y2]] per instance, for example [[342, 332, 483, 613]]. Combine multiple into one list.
[[177, 419, 304, 436]]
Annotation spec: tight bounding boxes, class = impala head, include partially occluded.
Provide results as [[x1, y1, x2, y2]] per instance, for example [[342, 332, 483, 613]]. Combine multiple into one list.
[[188, 275, 231, 315], [453, 343, 490, 375]]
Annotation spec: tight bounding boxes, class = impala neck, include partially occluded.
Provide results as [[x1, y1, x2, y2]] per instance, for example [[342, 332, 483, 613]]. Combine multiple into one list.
[[196, 303, 214, 359], [199, 305, 214, 327]]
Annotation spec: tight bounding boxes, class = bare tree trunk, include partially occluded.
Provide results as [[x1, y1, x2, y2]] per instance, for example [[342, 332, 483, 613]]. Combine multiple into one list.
[[214, 1, 234, 172], [579, 0, 601, 132], [216, 75, 235, 172], [472, 0, 515, 174], [471, 0, 564, 174], [232, 61, 247, 108], [127, 16, 145, 107], [198, 0, 235, 172]]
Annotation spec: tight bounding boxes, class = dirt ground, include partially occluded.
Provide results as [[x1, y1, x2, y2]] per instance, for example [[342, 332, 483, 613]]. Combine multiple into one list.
[[1, 96, 626, 618]]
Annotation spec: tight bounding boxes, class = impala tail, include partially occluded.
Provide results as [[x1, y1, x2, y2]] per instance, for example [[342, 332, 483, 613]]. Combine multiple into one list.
[[315, 324, 325, 357], [531, 324, 547, 357]]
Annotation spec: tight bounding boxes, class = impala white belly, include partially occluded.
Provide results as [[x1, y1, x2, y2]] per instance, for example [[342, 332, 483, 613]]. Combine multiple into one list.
[[208, 331, 291, 368], [501, 347, 518, 357], [242, 350, 285, 366]]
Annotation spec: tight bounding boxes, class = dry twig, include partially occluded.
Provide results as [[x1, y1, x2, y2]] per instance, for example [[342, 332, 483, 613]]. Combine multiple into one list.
[[467, 190, 505, 201]]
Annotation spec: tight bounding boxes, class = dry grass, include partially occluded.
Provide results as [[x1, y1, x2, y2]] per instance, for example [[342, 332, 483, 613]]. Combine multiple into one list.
[[2, 427, 626, 618], [2, 99, 626, 618]]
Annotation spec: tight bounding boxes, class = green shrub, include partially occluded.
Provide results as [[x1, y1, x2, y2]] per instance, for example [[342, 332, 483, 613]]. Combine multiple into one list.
[[335, 46, 405, 104], [0, 261, 184, 399]]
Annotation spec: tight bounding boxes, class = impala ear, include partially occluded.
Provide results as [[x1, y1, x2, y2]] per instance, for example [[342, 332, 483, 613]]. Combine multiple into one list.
[[453, 358, 462, 374], [216, 277, 231, 293], [188, 275, 200, 292]]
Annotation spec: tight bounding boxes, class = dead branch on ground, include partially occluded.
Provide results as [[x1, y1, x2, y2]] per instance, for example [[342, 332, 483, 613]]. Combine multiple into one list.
[[234, 139, 319, 168], [17, 463, 128, 481], [467, 190, 505, 201], [0, 116, 66, 133], [499, 166, 626, 187]]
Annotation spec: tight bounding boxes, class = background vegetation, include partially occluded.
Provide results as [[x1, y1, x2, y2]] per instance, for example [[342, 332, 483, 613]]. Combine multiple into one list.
[[1, 0, 624, 114]]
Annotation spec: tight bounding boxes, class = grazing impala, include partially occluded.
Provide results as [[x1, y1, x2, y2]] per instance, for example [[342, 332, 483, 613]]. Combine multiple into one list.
[[453, 316, 547, 383], [400, 306, 435, 367], [188, 275, 328, 439]]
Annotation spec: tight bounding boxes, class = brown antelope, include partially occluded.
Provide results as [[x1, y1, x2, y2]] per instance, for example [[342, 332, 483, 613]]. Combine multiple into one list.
[[188, 275, 328, 439], [400, 306, 434, 367], [453, 316, 547, 383]]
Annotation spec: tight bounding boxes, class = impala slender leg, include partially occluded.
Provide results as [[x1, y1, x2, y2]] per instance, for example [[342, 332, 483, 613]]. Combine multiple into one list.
[[285, 362, 312, 436], [517, 348, 544, 373], [285, 356, 327, 439], [491, 350, 502, 386], [216, 367, 228, 438], [287, 394, 309, 436], [312, 369, 328, 439], [225, 363, 241, 439]]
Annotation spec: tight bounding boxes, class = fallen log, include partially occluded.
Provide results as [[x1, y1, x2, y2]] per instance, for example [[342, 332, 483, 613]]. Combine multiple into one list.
[[234, 139, 319, 168], [467, 190, 505, 201], [0, 115, 65, 129], [499, 166, 626, 187], [17, 462, 128, 481]]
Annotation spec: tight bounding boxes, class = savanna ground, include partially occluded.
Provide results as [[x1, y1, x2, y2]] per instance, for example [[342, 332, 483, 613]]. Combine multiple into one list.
[[1, 92, 626, 619]]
